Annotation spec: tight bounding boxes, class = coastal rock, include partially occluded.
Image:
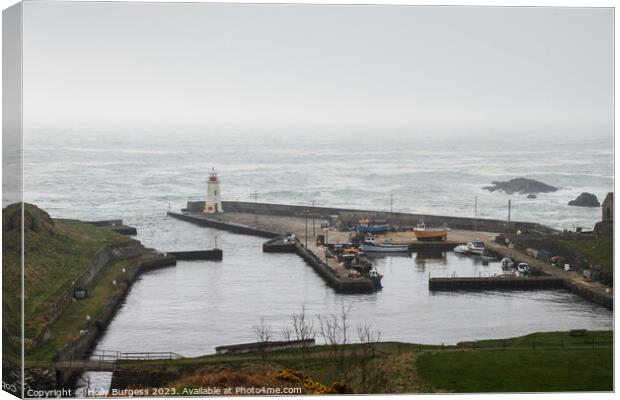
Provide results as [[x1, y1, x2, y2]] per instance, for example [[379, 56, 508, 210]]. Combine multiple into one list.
[[527, 194, 537, 199], [568, 192, 600, 207], [483, 178, 558, 195]]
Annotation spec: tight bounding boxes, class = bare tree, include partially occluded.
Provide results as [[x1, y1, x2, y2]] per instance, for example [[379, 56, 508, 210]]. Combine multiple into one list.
[[338, 301, 352, 370], [281, 326, 293, 342], [252, 318, 272, 372], [318, 313, 341, 359], [291, 306, 315, 372], [355, 323, 387, 393]]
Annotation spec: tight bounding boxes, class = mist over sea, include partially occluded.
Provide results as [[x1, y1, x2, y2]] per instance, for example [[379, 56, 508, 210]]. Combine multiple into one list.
[[23, 129, 612, 231]]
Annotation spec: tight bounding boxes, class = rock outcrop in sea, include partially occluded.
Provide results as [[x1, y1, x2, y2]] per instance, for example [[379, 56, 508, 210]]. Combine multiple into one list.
[[568, 192, 600, 207], [483, 178, 558, 195]]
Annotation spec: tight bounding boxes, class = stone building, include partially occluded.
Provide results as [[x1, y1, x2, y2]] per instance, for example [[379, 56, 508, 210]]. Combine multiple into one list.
[[602, 192, 613, 222], [594, 192, 613, 237]]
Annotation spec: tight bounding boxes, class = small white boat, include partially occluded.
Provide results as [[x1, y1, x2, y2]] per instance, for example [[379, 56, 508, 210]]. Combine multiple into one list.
[[360, 236, 409, 253], [517, 263, 530, 274], [467, 240, 485, 255], [501, 257, 514, 269], [454, 244, 469, 254]]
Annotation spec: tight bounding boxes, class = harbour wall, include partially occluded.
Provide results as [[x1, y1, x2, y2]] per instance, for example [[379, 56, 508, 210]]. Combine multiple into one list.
[[166, 249, 223, 261], [429, 276, 566, 291], [185, 200, 557, 235], [32, 241, 147, 349], [53, 253, 177, 389], [169, 210, 279, 238]]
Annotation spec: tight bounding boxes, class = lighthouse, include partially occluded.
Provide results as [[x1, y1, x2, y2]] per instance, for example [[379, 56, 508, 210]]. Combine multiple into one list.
[[204, 168, 223, 214]]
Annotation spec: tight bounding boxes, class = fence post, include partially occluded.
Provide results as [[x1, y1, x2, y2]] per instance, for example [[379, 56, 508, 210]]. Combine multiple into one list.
[[561, 338, 563, 349], [503, 341, 506, 351], [592, 337, 595, 351], [532, 340, 535, 351], [441, 343, 444, 351], [472, 341, 475, 350]]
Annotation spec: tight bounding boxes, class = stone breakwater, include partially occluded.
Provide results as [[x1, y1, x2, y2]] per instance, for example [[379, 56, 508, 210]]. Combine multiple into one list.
[[184, 200, 557, 235], [51, 249, 176, 389]]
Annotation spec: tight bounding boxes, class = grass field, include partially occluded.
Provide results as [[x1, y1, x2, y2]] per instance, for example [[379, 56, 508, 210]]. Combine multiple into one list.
[[417, 331, 613, 392], [417, 348, 612, 392], [113, 331, 613, 394], [558, 238, 613, 269]]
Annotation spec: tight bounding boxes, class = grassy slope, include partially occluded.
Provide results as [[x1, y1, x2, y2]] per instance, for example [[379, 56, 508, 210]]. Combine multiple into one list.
[[417, 331, 613, 392], [558, 238, 613, 269], [27, 257, 147, 362], [2, 203, 131, 360]]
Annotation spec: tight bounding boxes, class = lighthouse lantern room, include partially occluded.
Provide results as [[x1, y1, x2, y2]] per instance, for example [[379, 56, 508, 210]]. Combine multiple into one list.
[[204, 168, 223, 214]]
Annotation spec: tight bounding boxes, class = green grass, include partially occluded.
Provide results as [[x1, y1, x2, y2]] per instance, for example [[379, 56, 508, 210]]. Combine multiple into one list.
[[466, 330, 613, 349], [417, 348, 612, 392], [558, 238, 613, 269], [27, 257, 144, 362], [2, 203, 133, 360]]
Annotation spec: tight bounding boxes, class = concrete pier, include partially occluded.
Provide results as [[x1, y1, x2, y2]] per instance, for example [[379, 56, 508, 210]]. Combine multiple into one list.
[[166, 249, 223, 261], [86, 220, 138, 236], [429, 276, 566, 291]]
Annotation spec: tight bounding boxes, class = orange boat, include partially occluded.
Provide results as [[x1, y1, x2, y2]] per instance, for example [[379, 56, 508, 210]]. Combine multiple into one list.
[[413, 223, 449, 241]]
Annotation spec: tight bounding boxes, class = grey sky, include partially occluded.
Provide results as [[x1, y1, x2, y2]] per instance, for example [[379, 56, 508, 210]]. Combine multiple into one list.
[[23, 2, 613, 136]]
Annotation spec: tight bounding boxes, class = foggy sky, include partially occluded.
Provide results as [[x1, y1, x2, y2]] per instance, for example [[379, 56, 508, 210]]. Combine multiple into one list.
[[22, 2, 613, 136]]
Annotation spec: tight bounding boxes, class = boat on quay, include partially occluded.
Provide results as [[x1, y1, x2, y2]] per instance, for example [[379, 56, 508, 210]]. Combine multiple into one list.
[[413, 222, 449, 241], [354, 219, 390, 234], [466, 240, 485, 255], [360, 235, 409, 253]]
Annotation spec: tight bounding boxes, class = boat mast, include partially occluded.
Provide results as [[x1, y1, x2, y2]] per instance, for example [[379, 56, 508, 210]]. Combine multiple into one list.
[[474, 196, 478, 239]]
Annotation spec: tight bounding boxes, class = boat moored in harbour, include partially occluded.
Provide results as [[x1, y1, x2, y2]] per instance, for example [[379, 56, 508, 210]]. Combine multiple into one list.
[[454, 244, 470, 254], [466, 240, 485, 255], [360, 235, 409, 253]]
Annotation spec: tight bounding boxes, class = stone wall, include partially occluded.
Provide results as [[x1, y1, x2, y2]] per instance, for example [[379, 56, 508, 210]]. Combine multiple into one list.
[[53, 255, 176, 389], [216, 201, 557, 235], [32, 241, 145, 350]]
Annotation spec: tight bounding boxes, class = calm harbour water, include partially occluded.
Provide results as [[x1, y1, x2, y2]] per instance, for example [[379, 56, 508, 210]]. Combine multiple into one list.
[[20, 130, 613, 394]]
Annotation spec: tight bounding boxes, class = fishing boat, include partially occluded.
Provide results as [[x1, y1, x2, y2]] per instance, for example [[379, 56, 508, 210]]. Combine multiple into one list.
[[466, 240, 485, 255], [360, 235, 409, 253], [354, 219, 390, 234], [454, 244, 469, 254], [481, 250, 496, 261], [501, 257, 514, 269], [368, 269, 383, 289], [413, 222, 449, 241]]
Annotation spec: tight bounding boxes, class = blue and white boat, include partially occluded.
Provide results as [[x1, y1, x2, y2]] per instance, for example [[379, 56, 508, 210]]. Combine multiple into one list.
[[467, 240, 485, 255]]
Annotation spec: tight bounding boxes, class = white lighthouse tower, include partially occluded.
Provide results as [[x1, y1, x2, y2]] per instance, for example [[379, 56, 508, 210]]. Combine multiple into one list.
[[204, 168, 223, 214]]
